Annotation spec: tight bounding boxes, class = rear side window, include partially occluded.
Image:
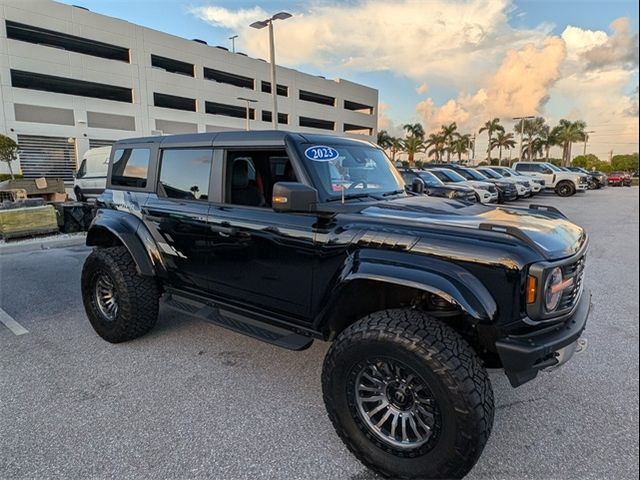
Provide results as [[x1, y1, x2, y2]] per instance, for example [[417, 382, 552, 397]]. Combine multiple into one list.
[[111, 148, 150, 188], [515, 164, 529, 172], [158, 148, 212, 200], [76, 159, 87, 179]]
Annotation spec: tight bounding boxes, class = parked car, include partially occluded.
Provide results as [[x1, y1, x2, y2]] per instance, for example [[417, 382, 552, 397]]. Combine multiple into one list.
[[82, 131, 591, 480], [512, 161, 589, 197], [74, 146, 111, 201], [484, 166, 545, 193], [427, 167, 499, 203], [428, 164, 518, 203], [397, 167, 477, 203], [567, 167, 607, 189], [607, 171, 632, 187]]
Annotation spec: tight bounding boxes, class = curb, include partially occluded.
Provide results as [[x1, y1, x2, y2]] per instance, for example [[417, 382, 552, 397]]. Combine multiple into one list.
[[0, 234, 87, 255]]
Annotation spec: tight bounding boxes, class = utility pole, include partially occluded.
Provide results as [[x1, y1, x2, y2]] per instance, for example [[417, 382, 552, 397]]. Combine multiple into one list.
[[470, 133, 476, 165], [229, 35, 238, 53], [583, 130, 595, 156], [237, 97, 257, 131], [513, 116, 535, 162]]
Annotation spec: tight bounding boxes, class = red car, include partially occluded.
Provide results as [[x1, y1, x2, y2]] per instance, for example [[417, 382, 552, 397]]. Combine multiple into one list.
[[607, 171, 632, 187]]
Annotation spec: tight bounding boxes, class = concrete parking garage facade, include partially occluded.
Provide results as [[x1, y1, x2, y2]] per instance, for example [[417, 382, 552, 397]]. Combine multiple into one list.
[[0, 0, 378, 181]]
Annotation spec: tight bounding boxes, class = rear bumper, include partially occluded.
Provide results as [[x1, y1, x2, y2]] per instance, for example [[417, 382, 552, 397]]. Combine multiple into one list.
[[496, 289, 591, 387]]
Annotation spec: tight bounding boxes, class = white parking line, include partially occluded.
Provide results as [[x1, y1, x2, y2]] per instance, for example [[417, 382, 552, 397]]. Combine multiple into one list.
[[0, 307, 28, 336]]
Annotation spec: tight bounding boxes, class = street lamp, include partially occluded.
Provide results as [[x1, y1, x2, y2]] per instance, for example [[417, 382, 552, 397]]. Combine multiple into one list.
[[513, 116, 536, 161], [229, 34, 238, 53], [237, 97, 257, 131], [583, 130, 595, 156], [250, 11, 292, 130]]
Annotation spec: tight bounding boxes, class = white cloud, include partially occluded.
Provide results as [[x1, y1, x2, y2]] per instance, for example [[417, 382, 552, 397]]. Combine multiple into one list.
[[416, 83, 429, 95], [190, 6, 268, 30]]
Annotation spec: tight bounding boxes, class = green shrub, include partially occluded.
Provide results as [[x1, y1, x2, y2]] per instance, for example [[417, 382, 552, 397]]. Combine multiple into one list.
[[0, 173, 23, 182]]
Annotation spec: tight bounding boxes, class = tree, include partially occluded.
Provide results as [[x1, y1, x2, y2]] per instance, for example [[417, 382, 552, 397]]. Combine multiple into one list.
[[402, 123, 425, 140], [0, 134, 19, 180], [514, 117, 546, 160], [450, 133, 472, 162], [439, 122, 458, 161], [611, 153, 639, 172], [479, 118, 504, 163], [523, 137, 545, 161], [401, 135, 425, 166], [376, 130, 392, 149], [552, 119, 587, 166], [388, 137, 403, 162], [537, 125, 557, 161], [425, 133, 446, 162], [490, 131, 516, 166]]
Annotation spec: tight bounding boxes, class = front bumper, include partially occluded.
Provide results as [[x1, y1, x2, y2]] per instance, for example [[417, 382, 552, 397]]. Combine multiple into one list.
[[495, 288, 591, 387], [480, 191, 500, 203], [576, 183, 589, 191]]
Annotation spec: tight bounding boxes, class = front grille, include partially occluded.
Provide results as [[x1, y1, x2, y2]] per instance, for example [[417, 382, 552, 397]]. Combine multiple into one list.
[[487, 185, 497, 193], [558, 255, 586, 310]]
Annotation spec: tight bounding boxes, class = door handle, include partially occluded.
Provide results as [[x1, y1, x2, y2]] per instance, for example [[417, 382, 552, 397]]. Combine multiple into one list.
[[210, 224, 238, 237]]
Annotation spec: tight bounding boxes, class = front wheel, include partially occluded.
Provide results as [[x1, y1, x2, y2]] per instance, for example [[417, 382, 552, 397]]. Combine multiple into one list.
[[81, 246, 160, 343], [322, 309, 494, 479], [555, 181, 576, 197]]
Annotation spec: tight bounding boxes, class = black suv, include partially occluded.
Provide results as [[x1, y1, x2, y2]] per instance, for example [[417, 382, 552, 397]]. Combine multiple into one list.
[[82, 131, 590, 480], [397, 166, 477, 203]]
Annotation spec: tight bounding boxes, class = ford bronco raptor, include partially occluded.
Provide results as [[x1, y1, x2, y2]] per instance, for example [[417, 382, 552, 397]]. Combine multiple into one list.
[[82, 131, 590, 479]]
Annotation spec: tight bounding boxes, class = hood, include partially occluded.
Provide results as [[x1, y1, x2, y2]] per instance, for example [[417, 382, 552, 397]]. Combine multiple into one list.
[[360, 195, 586, 259], [467, 180, 495, 190]]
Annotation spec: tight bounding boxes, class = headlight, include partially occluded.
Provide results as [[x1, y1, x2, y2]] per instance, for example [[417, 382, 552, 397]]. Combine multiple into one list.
[[544, 267, 563, 312]]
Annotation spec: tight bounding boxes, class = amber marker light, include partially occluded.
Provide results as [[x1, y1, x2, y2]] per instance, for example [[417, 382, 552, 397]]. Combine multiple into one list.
[[526, 276, 538, 304], [273, 196, 288, 204]]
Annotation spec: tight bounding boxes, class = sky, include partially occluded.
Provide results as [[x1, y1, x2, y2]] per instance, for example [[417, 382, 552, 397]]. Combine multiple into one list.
[[58, 0, 639, 159]]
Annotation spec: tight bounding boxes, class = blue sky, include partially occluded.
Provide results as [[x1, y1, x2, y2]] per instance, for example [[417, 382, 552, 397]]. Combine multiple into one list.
[[58, 0, 639, 156]]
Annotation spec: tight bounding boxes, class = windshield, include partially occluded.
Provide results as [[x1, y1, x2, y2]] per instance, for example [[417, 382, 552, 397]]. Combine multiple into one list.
[[480, 168, 501, 179], [299, 142, 404, 200], [417, 170, 444, 186], [432, 169, 466, 183], [546, 163, 563, 172], [503, 168, 520, 177], [463, 168, 489, 181]]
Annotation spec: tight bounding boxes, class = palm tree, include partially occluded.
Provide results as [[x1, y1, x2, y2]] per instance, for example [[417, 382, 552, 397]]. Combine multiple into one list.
[[403, 123, 425, 140], [536, 125, 556, 161], [450, 133, 472, 162], [425, 133, 446, 162], [523, 137, 545, 161], [552, 119, 587, 166], [377, 130, 392, 150], [514, 117, 546, 160], [402, 135, 425, 165], [490, 131, 516, 166], [439, 122, 458, 161], [479, 118, 505, 163], [389, 137, 403, 162]]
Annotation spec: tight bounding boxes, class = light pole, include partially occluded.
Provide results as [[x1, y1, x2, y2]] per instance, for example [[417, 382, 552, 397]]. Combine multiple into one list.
[[250, 11, 292, 130], [237, 97, 257, 131], [229, 34, 238, 53], [513, 116, 535, 161], [583, 130, 595, 156]]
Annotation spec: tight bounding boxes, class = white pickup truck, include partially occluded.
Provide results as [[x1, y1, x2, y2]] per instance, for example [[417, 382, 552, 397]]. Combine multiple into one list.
[[512, 161, 589, 197]]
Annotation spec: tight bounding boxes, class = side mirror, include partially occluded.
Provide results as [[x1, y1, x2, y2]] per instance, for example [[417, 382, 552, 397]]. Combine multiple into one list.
[[411, 177, 425, 194], [543, 168, 552, 174], [272, 182, 318, 213]]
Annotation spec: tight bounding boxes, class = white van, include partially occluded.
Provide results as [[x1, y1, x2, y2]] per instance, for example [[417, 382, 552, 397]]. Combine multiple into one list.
[[74, 146, 111, 201]]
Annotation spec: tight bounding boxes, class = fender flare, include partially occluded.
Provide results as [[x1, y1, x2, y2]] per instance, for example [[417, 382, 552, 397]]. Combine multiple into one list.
[[315, 250, 498, 332], [86, 209, 163, 277]]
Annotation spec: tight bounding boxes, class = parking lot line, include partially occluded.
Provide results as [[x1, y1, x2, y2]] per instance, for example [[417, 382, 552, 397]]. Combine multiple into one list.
[[0, 306, 28, 335]]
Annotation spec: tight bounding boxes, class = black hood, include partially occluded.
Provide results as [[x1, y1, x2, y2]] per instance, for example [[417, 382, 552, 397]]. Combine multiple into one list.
[[358, 195, 586, 260]]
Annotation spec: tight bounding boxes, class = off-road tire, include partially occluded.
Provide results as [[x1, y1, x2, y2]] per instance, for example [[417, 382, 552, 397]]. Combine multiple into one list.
[[322, 309, 494, 480], [555, 181, 576, 197], [81, 246, 159, 343]]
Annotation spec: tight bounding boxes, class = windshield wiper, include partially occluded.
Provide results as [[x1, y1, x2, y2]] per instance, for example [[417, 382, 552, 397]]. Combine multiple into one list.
[[382, 189, 405, 197], [326, 193, 383, 202]]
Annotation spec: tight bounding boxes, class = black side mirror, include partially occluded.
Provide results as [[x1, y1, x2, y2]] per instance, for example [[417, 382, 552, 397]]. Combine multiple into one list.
[[411, 177, 425, 194], [272, 182, 318, 213]]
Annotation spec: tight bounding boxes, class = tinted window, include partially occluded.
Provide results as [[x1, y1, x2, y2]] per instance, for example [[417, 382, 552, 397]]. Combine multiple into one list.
[[111, 148, 150, 188], [417, 171, 442, 186], [515, 164, 530, 172], [158, 149, 212, 200], [76, 159, 87, 179]]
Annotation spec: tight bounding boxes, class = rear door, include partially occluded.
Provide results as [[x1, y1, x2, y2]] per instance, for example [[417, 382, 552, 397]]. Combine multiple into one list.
[[142, 147, 217, 292]]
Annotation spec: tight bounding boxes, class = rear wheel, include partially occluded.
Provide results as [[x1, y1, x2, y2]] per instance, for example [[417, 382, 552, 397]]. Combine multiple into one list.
[[555, 181, 576, 197], [81, 246, 160, 343], [322, 309, 494, 479]]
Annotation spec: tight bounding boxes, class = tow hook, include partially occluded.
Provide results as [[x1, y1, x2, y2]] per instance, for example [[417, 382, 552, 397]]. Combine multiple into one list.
[[574, 337, 588, 355], [541, 337, 588, 372]]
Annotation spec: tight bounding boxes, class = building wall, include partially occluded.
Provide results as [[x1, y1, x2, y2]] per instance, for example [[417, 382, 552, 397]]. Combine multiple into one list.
[[0, 0, 378, 178]]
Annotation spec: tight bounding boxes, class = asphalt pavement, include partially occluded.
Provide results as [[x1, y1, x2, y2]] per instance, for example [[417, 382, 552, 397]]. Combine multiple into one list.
[[1, 187, 638, 479]]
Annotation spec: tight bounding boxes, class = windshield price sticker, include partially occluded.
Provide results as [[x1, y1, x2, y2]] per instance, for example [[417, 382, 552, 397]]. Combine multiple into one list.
[[304, 145, 340, 161]]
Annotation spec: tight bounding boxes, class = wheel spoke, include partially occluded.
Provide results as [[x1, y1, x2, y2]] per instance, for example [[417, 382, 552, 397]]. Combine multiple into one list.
[[390, 411, 399, 439], [401, 414, 408, 442], [375, 408, 392, 428], [408, 414, 422, 441], [367, 401, 389, 418]]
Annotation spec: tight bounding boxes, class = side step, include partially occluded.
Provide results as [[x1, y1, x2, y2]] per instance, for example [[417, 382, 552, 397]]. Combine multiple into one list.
[[163, 293, 314, 351]]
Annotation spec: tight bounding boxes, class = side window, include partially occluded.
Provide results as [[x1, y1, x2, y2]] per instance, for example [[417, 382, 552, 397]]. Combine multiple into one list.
[[401, 172, 416, 183], [158, 148, 212, 200], [530, 164, 545, 173], [224, 149, 291, 208], [111, 148, 150, 188], [515, 164, 529, 172]]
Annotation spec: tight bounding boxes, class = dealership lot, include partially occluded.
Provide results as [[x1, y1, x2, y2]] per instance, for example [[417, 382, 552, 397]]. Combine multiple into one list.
[[1, 188, 638, 480]]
